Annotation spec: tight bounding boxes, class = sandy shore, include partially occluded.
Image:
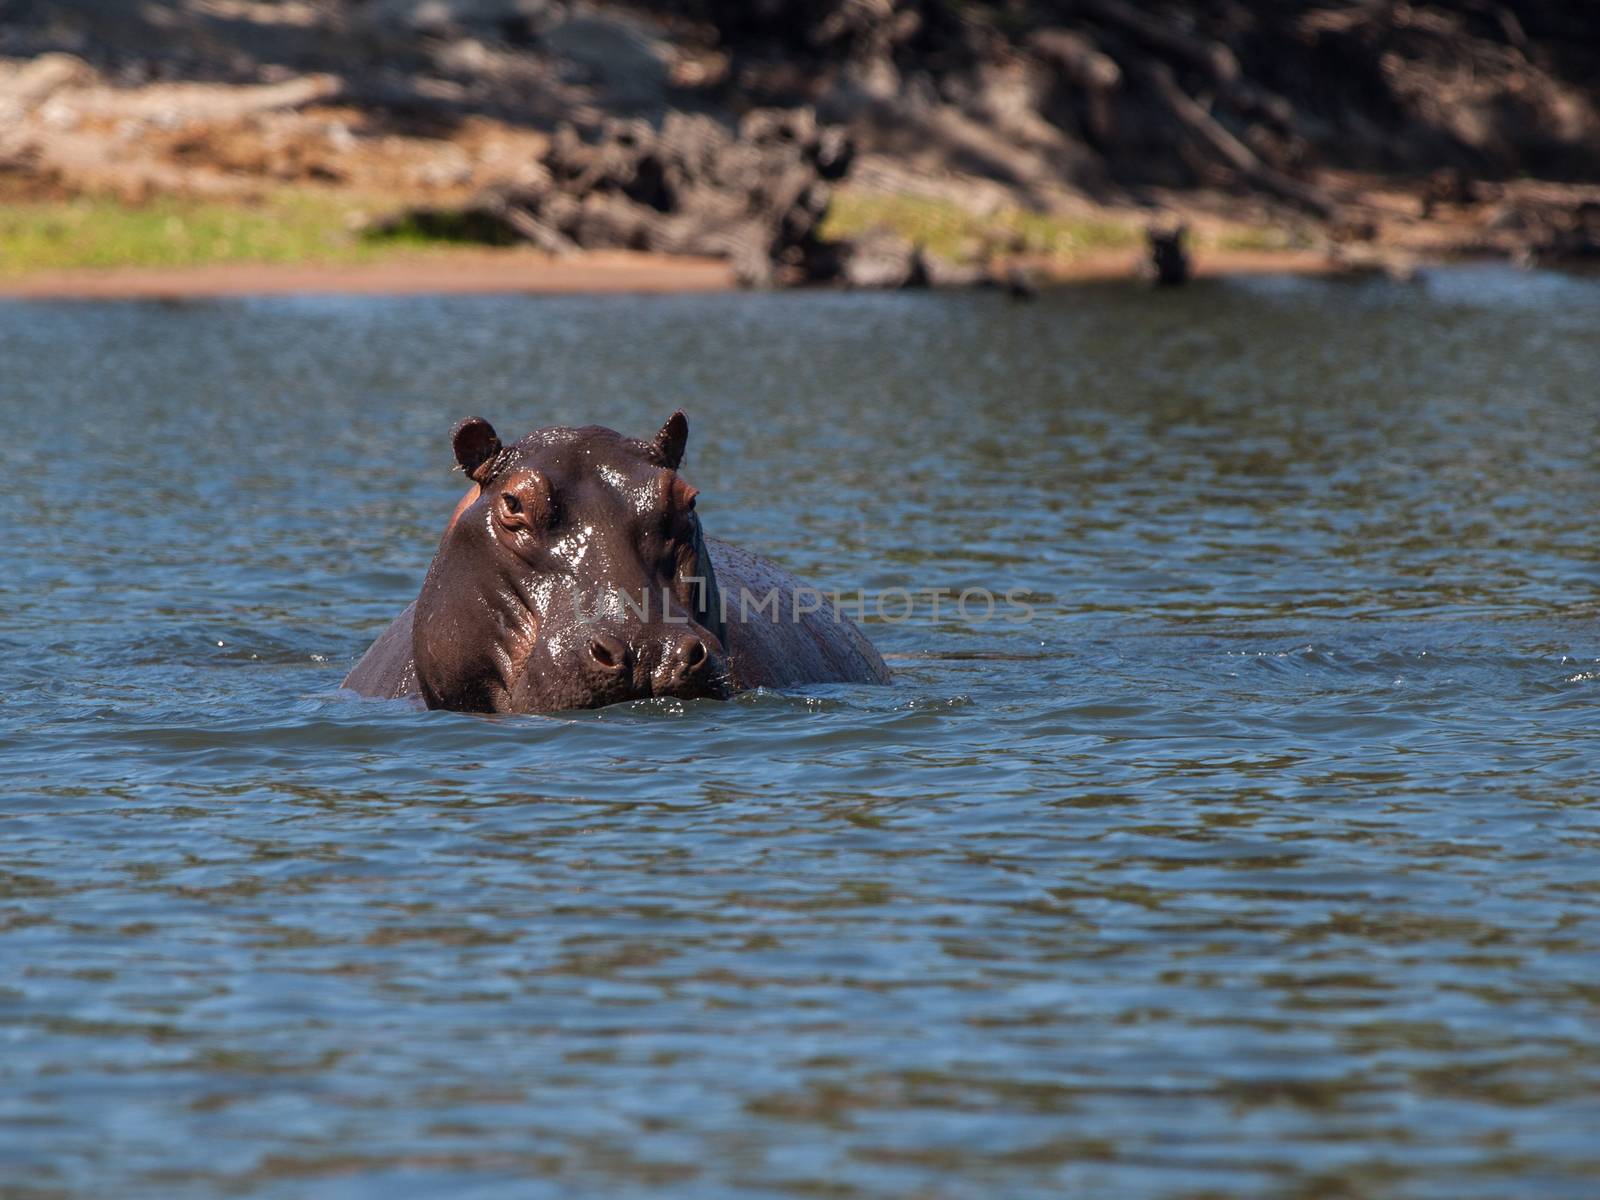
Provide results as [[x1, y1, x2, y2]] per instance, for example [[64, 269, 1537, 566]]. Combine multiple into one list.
[[0, 246, 1348, 302], [0, 249, 737, 301]]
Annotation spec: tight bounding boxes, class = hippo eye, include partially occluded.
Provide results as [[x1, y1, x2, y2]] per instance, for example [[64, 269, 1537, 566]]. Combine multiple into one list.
[[493, 469, 553, 535], [667, 476, 698, 514]]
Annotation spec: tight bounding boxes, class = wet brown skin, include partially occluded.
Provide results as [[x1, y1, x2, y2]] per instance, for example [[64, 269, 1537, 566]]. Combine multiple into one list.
[[342, 413, 890, 712]]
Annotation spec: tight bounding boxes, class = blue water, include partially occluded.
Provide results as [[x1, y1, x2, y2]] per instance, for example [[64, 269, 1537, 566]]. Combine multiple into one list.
[[2, 268, 1598, 1198]]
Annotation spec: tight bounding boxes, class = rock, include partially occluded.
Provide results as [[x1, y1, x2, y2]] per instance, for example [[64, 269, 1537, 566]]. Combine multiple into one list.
[[542, 5, 673, 109], [902, 244, 933, 288], [363, 0, 551, 42], [1147, 222, 1190, 286], [1533, 199, 1600, 262], [0, 53, 95, 106], [834, 231, 973, 289], [0, 53, 95, 124], [1003, 265, 1038, 301], [840, 228, 917, 289]]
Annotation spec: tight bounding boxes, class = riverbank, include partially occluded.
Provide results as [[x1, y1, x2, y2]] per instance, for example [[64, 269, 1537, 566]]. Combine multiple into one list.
[[0, 174, 1401, 300], [0, 242, 1371, 302], [4, 6, 1597, 296], [8, 163, 1587, 301]]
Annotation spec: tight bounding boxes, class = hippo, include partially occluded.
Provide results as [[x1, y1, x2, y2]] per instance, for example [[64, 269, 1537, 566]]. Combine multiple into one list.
[[343, 412, 891, 712]]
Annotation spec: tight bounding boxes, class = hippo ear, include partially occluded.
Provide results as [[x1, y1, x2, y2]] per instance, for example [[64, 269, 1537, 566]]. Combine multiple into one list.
[[652, 410, 688, 470], [452, 417, 502, 482]]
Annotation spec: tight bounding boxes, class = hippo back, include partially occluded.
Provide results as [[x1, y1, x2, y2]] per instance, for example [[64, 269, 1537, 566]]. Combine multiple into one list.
[[707, 538, 891, 690], [342, 601, 421, 701]]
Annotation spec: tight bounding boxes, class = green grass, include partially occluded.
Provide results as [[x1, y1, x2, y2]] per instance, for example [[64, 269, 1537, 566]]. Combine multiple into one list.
[[821, 188, 1143, 262], [1212, 223, 1305, 252], [823, 187, 1297, 262], [0, 185, 1298, 277], [0, 192, 452, 277]]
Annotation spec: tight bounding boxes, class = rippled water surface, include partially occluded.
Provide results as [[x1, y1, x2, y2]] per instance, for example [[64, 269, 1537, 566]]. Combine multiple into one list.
[[3, 268, 1599, 1199]]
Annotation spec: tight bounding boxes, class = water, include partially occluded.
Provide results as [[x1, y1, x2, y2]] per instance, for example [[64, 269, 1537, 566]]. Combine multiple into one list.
[[2, 268, 1598, 1199]]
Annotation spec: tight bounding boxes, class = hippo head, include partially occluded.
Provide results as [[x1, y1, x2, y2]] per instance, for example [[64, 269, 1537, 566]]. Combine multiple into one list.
[[412, 413, 730, 713]]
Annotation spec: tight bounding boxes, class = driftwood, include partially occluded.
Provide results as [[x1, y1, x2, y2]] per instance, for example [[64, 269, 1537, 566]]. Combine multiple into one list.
[[1142, 62, 1337, 219], [1029, 29, 1121, 91], [383, 108, 861, 287], [374, 105, 958, 288], [1076, 0, 1240, 86], [499, 204, 578, 256]]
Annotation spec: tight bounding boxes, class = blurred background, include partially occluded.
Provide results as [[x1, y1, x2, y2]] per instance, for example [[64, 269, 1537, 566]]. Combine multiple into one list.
[[3, 0, 1599, 290], [7, 7, 1600, 1200]]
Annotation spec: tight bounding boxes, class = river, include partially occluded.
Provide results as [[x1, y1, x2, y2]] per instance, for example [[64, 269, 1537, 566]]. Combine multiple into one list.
[[2, 267, 1598, 1198]]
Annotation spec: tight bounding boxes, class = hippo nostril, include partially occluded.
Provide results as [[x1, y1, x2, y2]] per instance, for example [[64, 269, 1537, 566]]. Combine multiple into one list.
[[684, 637, 708, 672], [668, 634, 711, 680], [588, 635, 628, 674]]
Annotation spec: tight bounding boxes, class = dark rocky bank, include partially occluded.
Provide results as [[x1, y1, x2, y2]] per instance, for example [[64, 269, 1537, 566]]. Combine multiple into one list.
[[5, 1, 1600, 283]]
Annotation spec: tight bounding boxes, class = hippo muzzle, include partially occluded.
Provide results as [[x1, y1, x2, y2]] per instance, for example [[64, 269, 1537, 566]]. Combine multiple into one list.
[[586, 624, 721, 693], [557, 619, 730, 707]]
